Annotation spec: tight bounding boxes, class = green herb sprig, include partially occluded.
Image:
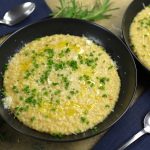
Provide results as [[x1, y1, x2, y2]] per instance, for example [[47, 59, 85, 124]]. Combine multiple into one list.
[[52, 0, 118, 21]]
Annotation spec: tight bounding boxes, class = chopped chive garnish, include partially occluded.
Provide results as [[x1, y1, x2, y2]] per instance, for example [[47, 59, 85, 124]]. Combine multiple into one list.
[[45, 48, 54, 58], [68, 60, 78, 70], [102, 94, 107, 98], [80, 116, 89, 124], [25, 96, 37, 106], [12, 85, 19, 93], [105, 104, 110, 108], [54, 90, 61, 95], [31, 116, 36, 122], [51, 108, 56, 112], [24, 70, 31, 79], [52, 82, 59, 86], [108, 65, 113, 70], [22, 85, 30, 94]]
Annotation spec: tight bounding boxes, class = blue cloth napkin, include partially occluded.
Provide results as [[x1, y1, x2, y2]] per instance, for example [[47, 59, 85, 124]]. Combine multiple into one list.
[[93, 89, 150, 150], [0, 0, 52, 36]]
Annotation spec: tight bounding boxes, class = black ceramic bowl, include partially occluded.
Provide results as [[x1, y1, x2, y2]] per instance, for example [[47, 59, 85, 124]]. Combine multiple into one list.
[[122, 0, 150, 72], [0, 18, 137, 142]]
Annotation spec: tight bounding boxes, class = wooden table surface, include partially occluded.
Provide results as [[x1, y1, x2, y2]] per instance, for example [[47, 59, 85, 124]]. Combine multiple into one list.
[[0, 0, 146, 150]]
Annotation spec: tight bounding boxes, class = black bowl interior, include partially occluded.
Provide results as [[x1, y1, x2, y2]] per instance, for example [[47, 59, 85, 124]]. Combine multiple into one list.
[[122, 0, 150, 72], [0, 18, 137, 142]]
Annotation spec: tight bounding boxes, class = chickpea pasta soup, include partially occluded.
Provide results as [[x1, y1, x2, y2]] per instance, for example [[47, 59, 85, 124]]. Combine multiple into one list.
[[130, 6, 150, 70], [3, 34, 120, 135]]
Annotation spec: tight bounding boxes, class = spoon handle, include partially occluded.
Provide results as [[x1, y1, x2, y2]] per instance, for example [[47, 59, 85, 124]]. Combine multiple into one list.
[[118, 129, 146, 150], [0, 20, 5, 25]]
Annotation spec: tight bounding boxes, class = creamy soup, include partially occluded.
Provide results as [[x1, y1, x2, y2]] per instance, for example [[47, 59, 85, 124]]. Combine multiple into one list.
[[3, 34, 120, 135], [130, 6, 150, 70]]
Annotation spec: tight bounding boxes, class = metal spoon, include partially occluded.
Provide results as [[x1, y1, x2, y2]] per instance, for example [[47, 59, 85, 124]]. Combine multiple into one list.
[[0, 2, 35, 26], [118, 112, 150, 150]]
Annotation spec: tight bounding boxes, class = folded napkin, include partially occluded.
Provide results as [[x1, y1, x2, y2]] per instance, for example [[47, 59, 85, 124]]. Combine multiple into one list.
[[0, 0, 52, 36], [93, 89, 150, 150]]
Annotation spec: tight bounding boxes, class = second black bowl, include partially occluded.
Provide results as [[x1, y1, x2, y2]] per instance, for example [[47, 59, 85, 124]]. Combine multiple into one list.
[[122, 0, 150, 72]]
